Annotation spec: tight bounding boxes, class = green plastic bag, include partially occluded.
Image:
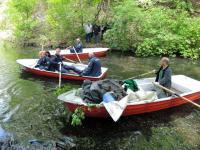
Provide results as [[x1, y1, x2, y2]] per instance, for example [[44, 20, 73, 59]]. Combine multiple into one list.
[[123, 79, 139, 92]]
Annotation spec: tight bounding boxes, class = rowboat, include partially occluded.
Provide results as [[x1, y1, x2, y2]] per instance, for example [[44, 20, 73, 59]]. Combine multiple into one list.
[[49, 48, 109, 60], [16, 59, 108, 81], [58, 75, 200, 117]]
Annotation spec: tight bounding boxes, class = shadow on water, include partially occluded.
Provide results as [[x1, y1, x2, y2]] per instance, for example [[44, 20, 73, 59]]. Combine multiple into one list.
[[61, 102, 199, 136], [59, 101, 200, 149]]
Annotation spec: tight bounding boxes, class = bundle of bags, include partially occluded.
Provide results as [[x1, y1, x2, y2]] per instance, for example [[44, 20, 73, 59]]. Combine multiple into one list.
[[78, 79, 157, 104]]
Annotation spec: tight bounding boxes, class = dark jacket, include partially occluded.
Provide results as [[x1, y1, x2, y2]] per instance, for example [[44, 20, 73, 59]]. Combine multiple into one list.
[[35, 56, 51, 70], [70, 42, 83, 53], [50, 54, 64, 71], [93, 24, 101, 35], [74, 42, 83, 53], [155, 66, 172, 89], [82, 56, 102, 77]]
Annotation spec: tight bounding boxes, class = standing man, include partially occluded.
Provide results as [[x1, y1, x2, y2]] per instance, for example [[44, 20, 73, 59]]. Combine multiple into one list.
[[93, 24, 101, 44], [155, 57, 172, 98], [84, 23, 93, 43]]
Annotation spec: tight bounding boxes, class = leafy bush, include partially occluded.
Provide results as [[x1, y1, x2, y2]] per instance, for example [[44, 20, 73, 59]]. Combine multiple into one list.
[[104, 0, 200, 59], [46, 0, 102, 46], [8, 0, 39, 45]]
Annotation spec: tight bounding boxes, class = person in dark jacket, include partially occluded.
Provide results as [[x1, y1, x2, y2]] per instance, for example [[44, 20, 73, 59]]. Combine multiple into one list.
[[81, 52, 102, 77], [35, 51, 52, 70], [69, 38, 83, 53], [155, 57, 172, 98], [93, 24, 101, 43], [51, 48, 82, 74]]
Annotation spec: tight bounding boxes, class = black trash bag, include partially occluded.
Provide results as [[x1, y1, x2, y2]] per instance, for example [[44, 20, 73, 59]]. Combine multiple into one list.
[[81, 79, 127, 103]]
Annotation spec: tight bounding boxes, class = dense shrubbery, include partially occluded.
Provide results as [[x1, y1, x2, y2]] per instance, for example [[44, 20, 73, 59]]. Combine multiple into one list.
[[104, 0, 200, 59], [8, 0, 39, 45], [6, 0, 200, 59], [46, 0, 101, 45]]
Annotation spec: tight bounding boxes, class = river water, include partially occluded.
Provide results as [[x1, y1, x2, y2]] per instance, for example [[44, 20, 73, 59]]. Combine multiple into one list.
[[0, 42, 199, 149]]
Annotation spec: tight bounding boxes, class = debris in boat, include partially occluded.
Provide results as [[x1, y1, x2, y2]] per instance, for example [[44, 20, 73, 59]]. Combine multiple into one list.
[[79, 79, 127, 103]]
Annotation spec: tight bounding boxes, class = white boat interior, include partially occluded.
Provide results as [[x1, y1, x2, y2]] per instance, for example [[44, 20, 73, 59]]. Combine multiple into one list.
[[58, 75, 200, 106], [49, 48, 109, 55], [16, 59, 108, 78]]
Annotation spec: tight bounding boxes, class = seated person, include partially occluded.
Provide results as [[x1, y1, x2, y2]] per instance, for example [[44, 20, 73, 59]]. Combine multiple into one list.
[[45, 51, 51, 58], [69, 38, 83, 53], [35, 50, 51, 70], [155, 57, 172, 98], [80, 52, 102, 77], [51, 48, 82, 74]]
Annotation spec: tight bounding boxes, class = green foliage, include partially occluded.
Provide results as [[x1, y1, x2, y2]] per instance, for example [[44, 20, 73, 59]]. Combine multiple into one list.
[[71, 107, 85, 126], [54, 85, 73, 96], [54, 85, 85, 126], [46, 0, 102, 45], [104, 0, 200, 59], [8, 0, 39, 45]]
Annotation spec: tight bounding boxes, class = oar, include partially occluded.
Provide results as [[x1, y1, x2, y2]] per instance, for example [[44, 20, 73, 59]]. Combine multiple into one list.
[[125, 70, 156, 80], [64, 57, 76, 63], [153, 82, 200, 109], [73, 47, 82, 64], [58, 63, 62, 88]]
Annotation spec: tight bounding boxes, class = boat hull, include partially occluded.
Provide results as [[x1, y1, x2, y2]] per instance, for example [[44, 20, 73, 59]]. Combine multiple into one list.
[[64, 50, 107, 60], [64, 92, 200, 117], [23, 67, 107, 81], [49, 48, 109, 60], [17, 59, 108, 81]]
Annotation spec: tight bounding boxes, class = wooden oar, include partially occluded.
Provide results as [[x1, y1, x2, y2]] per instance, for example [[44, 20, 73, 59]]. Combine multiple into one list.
[[153, 82, 200, 109], [73, 47, 82, 64], [58, 63, 62, 88], [64, 57, 76, 63], [125, 69, 156, 80]]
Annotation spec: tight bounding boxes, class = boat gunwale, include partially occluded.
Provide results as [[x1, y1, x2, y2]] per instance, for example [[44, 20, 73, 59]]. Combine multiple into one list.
[[49, 48, 109, 55]]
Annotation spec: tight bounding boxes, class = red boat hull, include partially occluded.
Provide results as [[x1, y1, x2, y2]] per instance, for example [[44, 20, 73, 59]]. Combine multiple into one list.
[[63, 51, 107, 60], [64, 92, 200, 117], [23, 67, 107, 81]]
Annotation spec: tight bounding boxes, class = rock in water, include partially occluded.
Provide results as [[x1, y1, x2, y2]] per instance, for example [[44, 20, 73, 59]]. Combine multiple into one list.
[[0, 126, 12, 150]]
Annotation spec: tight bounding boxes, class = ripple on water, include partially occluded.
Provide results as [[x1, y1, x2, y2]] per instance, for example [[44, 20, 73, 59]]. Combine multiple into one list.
[[0, 93, 10, 120]]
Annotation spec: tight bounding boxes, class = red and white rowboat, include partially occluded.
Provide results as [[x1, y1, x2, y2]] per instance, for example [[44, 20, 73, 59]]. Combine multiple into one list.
[[58, 75, 200, 118], [49, 48, 109, 60], [16, 59, 108, 81]]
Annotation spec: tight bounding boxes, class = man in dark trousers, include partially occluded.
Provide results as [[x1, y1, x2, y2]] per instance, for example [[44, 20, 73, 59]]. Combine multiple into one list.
[[51, 48, 82, 74], [155, 57, 172, 98]]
